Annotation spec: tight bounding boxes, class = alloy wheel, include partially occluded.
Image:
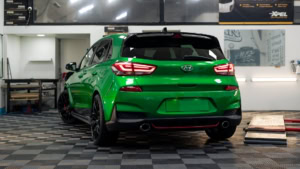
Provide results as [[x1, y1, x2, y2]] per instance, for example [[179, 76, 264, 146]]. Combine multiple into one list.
[[58, 93, 73, 121], [91, 98, 101, 140]]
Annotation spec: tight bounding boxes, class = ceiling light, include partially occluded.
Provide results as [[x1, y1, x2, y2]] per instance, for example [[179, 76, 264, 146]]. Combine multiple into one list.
[[251, 78, 297, 82], [70, 0, 80, 4], [116, 12, 127, 20], [237, 78, 246, 82], [37, 34, 45, 37], [108, 0, 115, 3], [79, 4, 94, 14]]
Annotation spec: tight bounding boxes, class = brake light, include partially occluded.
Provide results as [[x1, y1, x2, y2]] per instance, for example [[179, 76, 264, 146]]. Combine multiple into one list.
[[214, 63, 235, 76], [173, 33, 182, 39], [120, 86, 142, 92], [112, 62, 156, 76], [225, 85, 238, 91]]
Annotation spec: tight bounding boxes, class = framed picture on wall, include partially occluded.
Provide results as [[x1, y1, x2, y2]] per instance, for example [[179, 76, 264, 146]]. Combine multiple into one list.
[[224, 29, 285, 66]]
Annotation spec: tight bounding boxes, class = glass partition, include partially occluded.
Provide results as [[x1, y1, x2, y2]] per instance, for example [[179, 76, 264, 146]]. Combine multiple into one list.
[[164, 0, 219, 23], [29, 0, 298, 24], [33, 0, 160, 23]]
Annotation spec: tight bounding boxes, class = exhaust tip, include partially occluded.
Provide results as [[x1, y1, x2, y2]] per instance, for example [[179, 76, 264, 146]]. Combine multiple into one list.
[[221, 121, 230, 128], [140, 123, 151, 132]]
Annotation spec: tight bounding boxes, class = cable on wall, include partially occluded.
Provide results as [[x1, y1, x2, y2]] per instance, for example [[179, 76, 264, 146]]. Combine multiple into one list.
[[26, 6, 33, 25]]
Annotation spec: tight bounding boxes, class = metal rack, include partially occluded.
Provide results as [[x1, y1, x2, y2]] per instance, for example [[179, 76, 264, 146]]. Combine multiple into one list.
[[4, 79, 58, 113]]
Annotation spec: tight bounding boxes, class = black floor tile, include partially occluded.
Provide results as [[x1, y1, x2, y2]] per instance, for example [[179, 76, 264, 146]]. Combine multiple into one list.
[[0, 111, 300, 169]]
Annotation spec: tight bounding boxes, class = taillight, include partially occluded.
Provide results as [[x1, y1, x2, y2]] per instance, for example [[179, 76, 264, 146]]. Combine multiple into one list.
[[214, 63, 235, 76], [112, 62, 156, 76], [225, 85, 238, 91], [120, 86, 142, 92]]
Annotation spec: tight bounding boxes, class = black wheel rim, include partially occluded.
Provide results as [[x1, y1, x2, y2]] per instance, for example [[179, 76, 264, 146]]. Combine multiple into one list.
[[58, 93, 73, 121], [91, 98, 101, 140]]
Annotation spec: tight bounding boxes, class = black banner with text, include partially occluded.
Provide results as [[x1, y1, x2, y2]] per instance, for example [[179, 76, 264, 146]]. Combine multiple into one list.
[[219, 0, 294, 24]]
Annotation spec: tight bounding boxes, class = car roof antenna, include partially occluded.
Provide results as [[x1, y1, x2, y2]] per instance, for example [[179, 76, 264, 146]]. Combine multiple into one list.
[[162, 27, 168, 33]]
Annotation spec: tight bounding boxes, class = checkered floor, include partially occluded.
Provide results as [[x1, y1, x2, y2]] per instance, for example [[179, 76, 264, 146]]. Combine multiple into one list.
[[0, 111, 300, 169]]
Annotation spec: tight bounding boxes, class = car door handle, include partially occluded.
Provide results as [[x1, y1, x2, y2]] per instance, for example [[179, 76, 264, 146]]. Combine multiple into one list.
[[92, 71, 97, 76]]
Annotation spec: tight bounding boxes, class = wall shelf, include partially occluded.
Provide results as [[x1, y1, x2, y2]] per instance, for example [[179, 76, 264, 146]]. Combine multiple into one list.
[[29, 58, 53, 62]]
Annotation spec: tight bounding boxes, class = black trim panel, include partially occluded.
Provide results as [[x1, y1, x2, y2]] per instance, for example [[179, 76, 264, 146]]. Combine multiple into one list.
[[106, 108, 242, 132]]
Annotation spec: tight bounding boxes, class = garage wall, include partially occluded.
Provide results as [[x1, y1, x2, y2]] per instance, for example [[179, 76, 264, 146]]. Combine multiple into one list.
[[20, 37, 56, 78], [60, 39, 90, 73], [3, 25, 300, 111], [0, 1, 3, 34], [6, 36, 56, 79], [3, 26, 103, 46], [6, 35, 21, 79]]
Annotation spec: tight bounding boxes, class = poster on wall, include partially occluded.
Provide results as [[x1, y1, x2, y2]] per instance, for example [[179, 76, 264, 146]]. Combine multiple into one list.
[[219, 0, 294, 24], [224, 30, 285, 66]]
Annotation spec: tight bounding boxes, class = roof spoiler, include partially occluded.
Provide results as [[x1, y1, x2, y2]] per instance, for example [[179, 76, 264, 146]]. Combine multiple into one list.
[[135, 32, 212, 40]]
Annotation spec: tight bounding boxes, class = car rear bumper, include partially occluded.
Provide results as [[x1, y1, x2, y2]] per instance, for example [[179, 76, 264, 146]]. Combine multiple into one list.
[[106, 108, 242, 132]]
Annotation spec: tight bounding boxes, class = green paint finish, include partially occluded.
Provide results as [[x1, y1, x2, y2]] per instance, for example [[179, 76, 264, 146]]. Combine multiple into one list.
[[116, 103, 144, 112], [65, 33, 241, 122], [157, 97, 218, 116], [165, 98, 211, 112]]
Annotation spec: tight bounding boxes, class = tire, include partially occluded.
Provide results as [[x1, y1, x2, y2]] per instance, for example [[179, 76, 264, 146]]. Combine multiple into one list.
[[90, 94, 119, 146], [58, 91, 77, 124], [205, 124, 237, 140]]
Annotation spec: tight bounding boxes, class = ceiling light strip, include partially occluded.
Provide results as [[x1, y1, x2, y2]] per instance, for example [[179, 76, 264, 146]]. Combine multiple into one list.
[[79, 4, 94, 14], [236, 78, 246, 82], [251, 78, 297, 82]]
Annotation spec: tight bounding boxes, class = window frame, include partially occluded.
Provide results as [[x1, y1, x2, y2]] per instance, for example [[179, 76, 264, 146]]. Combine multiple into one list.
[[30, 0, 163, 25], [78, 41, 100, 71], [121, 33, 226, 61], [27, 0, 219, 25], [89, 39, 112, 66], [8, 0, 297, 26]]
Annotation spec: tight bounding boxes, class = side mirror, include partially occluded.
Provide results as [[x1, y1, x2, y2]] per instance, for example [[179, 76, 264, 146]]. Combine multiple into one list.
[[66, 62, 77, 71]]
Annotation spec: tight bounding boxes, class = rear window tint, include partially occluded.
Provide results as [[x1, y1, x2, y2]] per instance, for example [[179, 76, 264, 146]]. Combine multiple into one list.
[[122, 34, 225, 61]]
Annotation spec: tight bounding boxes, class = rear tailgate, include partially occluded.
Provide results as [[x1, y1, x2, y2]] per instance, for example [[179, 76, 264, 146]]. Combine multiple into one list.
[[131, 58, 237, 91], [130, 58, 238, 115], [115, 32, 240, 116]]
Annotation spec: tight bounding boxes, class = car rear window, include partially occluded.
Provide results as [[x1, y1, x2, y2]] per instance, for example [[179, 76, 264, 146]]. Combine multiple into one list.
[[122, 33, 226, 61]]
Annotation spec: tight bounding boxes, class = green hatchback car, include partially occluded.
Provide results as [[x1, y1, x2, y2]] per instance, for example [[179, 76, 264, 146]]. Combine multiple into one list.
[[58, 31, 242, 146]]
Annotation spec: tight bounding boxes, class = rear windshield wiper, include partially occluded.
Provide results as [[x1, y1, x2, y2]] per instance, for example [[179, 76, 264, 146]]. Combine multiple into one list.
[[183, 55, 215, 61]]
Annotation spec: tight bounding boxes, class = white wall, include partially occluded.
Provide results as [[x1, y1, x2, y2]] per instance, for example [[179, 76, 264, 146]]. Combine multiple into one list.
[[6, 35, 21, 78], [20, 37, 56, 78], [6, 36, 56, 79], [0, 0, 3, 34], [3, 25, 300, 111], [60, 39, 90, 72], [4, 26, 103, 46]]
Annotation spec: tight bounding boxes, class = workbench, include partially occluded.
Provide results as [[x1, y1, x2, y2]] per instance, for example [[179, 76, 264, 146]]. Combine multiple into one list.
[[3, 79, 59, 113]]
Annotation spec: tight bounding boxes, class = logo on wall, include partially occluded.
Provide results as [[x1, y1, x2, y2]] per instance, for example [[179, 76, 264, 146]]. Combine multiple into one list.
[[269, 11, 288, 18], [219, 0, 293, 24], [224, 30, 242, 42]]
